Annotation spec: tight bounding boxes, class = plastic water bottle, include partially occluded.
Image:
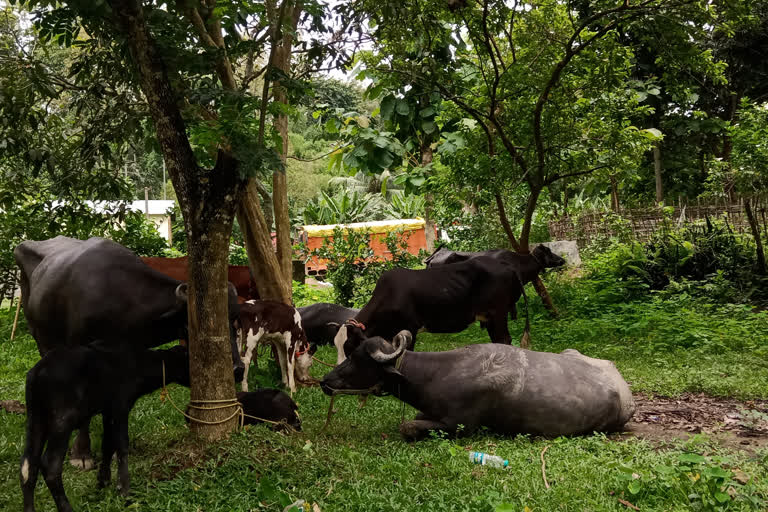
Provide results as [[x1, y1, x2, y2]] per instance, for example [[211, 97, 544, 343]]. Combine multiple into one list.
[[469, 451, 509, 469]]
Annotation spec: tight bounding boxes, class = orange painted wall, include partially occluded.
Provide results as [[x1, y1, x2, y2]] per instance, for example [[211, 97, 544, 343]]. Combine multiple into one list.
[[305, 227, 430, 274]]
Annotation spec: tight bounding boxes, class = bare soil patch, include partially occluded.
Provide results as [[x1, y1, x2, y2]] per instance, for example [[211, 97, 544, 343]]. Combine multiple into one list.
[[0, 399, 25, 414], [623, 393, 768, 451]]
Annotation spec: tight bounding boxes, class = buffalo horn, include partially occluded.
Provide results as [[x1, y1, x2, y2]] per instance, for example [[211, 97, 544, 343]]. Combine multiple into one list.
[[367, 330, 409, 363], [175, 283, 189, 302]]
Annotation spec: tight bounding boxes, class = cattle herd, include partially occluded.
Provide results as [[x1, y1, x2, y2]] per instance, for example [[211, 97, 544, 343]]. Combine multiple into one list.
[[13, 235, 636, 512]]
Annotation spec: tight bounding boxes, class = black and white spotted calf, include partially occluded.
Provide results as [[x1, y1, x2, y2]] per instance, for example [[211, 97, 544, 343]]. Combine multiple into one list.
[[236, 300, 314, 393]]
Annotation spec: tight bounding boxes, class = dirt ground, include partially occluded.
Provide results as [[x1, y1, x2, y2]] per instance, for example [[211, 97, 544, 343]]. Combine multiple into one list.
[[623, 393, 768, 451]]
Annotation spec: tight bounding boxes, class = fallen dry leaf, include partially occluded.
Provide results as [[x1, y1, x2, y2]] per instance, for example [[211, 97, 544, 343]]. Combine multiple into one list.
[[732, 469, 750, 485]]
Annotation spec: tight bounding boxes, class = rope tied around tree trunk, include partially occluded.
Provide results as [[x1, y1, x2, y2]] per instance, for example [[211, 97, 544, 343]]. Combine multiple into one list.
[[160, 361, 298, 433]]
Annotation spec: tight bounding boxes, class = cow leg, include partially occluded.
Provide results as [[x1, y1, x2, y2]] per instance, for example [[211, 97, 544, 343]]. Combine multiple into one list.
[[69, 419, 94, 470], [274, 340, 290, 391], [42, 431, 74, 512], [241, 328, 264, 393], [97, 414, 116, 488], [399, 417, 455, 442], [21, 419, 46, 512], [486, 315, 511, 344], [283, 332, 297, 394], [114, 412, 131, 496]]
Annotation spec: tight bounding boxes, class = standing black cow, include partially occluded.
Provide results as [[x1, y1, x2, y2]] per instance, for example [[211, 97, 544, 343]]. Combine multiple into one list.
[[425, 245, 565, 326], [13, 236, 244, 469], [297, 303, 360, 346], [425, 245, 565, 285], [333, 256, 527, 364]]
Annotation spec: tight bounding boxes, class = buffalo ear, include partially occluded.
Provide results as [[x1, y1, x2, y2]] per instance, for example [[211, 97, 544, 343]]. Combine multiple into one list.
[[175, 283, 189, 303]]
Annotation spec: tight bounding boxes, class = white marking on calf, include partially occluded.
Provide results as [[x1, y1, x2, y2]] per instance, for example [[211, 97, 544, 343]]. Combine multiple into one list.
[[21, 457, 29, 483], [293, 309, 302, 329], [334, 325, 348, 365], [240, 326, 265, 392]]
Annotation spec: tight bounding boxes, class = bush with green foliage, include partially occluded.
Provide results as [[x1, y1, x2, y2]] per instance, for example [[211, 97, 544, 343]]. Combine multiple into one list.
[[312, 227, 423, 307], [581, 218, 768, 306]]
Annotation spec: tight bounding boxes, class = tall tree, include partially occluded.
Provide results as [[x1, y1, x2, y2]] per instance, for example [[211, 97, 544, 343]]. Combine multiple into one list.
[[22, 0, 334, 438]]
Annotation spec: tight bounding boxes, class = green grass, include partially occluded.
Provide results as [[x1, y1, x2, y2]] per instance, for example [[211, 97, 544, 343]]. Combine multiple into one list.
[[1, 289, 768, 511]]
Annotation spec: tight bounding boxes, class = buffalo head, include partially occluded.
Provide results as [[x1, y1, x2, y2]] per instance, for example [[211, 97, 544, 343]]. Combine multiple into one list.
[[532, 245, 566, 269], [321, 331, 411, 396]]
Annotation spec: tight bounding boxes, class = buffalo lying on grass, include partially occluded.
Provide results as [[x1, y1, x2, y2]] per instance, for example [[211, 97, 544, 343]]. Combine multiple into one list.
[[321, 331, 635, 441]]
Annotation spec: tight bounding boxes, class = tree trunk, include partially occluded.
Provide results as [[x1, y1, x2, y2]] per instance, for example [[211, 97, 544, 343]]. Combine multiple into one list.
[[745, 198, 766, 274], [110, 0, 240, 439], [654, 141, 663, 204], [254, 179, 274, 232], [610, 174, 620, 212], [424, 193, 437, 252], [237, 182, 292, 302], [420, 140, 437, 252], [270, 0, 304, 292], [186, 197, 241, 439]]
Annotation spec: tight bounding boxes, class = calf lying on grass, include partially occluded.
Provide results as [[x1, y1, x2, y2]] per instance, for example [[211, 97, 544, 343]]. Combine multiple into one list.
[[237, 390, 301, 431], [21, 343, 189, 512], [321, 331, 635, 441]]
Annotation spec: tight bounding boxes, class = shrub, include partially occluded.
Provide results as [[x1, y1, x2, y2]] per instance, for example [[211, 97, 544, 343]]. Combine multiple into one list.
[[312, 227, 423, 307], [581, 218, 768, 306]]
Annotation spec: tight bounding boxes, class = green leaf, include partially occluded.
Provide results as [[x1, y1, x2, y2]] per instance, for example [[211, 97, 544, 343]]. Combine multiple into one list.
[[422, 120, 437, 134], [410, 176, 426, 187], [374, 150, 394, 169], [494, 504, 516, 512], [628, 480, 642, 495], [714, 492, 730, 503], [419, 106, 436, 118], [678, 453, 707, 464], [380, 95, 396, 120], [395, 99, 410, 116], [325, 118, 338, 134]]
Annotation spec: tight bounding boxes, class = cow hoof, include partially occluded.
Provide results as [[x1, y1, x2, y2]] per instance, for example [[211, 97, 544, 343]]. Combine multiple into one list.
[[70, 457, 95, 471]]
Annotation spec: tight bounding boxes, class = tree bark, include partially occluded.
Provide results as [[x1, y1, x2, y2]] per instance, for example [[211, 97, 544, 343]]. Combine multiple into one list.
[[268, 0, 304, 292], [745, 198, 766, 274], [420, 140, 437, 252], [654, 141, 663, 204], [610, 174, 620, 212], [237, 183, 292, 302], [110, 0, 241, 439]]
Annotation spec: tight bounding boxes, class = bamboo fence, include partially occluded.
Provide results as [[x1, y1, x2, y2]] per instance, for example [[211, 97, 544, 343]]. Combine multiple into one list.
[[548, 197, 768, 248]]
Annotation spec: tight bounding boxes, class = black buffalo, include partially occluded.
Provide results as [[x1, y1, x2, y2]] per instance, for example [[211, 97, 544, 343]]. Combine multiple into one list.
[[14, 236, 244, 469], [425, 244, 566, 286], [321, 331, 635, 441], [333, 256, 526, 364], [297, 302, 360, 346]]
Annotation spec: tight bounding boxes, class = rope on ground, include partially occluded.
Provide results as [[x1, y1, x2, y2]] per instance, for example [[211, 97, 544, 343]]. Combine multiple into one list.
[[160, 362, 297, 433], [540, 445, 550, 489], [312, 355, 335, 368]]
